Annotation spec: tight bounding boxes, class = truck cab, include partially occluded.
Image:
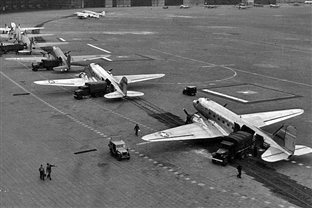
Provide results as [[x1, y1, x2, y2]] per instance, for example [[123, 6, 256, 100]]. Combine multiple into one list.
[[108, 138, 130, 161]]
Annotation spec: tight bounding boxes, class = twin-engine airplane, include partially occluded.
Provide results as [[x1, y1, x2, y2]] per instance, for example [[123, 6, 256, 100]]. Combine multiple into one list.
[[142, 98, 312, 162], [5, 46, 111, 72], [180, 4, 190, 9], [15, 29, 68, 54], [34, 63, 165, 99], [0, 22, 44, 39], [75, 10, 105, 19]]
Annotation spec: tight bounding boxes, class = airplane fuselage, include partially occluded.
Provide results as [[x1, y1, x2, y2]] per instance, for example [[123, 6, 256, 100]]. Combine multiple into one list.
[[193, 98, 290, 155]]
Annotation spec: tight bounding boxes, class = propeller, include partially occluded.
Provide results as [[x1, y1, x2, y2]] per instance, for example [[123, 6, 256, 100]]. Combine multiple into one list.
[[64, 51, 71, 57], [183, 108, 193, 124]]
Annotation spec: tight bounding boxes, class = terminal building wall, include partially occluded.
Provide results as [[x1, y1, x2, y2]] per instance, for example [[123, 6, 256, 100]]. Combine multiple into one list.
[[1, 0, 282, 12]]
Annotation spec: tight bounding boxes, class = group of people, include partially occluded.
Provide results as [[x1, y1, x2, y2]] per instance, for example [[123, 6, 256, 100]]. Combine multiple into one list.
[[39, 163, 56, 181]]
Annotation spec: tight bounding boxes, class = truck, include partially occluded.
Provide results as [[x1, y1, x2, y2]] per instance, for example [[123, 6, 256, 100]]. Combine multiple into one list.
[[0, 43, 26, 54], [182, 86, 197, 96], [74, 82, 109, 100], [212, 131, 254, 166], [108, 138, 130, 161], [31, 59, 61, 71]]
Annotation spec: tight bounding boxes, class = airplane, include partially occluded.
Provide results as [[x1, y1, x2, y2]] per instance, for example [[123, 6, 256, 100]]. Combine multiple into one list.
[[204, 5, 218, 9], [180, 5, 190, 9], [75, 10, 105, 19], [269, 4, 280, 8], [304, 1, 312, 3], [5, 46, 111, 72], [14, 29, 68, 54], [237, 3, 249, 9], [34, 63, 165, 99], [0, 22, 44, 39], [83, 10, 106, 17], [142, 98, 312, 162], [0, 28, 55, 54]]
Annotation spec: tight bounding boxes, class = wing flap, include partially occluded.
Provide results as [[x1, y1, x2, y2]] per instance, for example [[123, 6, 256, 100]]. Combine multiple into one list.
[[114, 74, 165, 83], [241, 109, 304, 128], [34, 78, 86, 87], [142, 122, 224, 142], [261, 146, 290, 162]]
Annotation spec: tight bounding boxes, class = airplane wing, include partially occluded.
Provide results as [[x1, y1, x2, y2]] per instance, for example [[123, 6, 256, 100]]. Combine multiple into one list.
[[34, 78, 86, 87], [240, 109, 304, 128], [35, 42, 69, 47], [114, 74, 165, 84], [71, 55, 111, 62], [142, 121, 225, 142], [5, 57, 48, 62], [20, 27, 44, 31], [26, 34, 54, 38]]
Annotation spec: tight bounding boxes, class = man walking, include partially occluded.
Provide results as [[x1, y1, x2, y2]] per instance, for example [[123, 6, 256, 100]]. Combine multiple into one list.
[[237, 164, 242, 178], [134, 124, 140, 136], [46, 163, 56, 180], [39, 164, 45, 181]]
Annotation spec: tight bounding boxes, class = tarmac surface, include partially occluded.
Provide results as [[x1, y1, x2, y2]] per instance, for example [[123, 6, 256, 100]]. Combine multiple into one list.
[[1, 4, 312, 208]]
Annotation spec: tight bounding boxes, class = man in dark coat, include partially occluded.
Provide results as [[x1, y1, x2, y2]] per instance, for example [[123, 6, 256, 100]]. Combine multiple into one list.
[[39, 164, 45, 181], [237, 164, 242, 178], [46, 163, 56, 180]]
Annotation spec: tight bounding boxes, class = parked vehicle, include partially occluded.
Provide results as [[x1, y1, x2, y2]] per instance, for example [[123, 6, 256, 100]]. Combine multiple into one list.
[[212, 131, 254, 166], [74, 82, 110, 100], [182, 86, 197, 96], [108, 138, 130, 161]]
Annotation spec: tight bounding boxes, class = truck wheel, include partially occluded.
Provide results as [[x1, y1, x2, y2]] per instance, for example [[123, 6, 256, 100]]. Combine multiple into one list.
[[110, 150, 113, 156], [32, 67, 38, 71], [212, 159, 216, 164], [74, 94, 83, 100], [117, 154, 122, 161], [222, 158, 228, 166]]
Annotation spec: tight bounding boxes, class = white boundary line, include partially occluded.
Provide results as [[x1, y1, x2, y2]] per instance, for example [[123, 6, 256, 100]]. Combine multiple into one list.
[[87, 44, 111, 53], [202, 89, 249, 103]]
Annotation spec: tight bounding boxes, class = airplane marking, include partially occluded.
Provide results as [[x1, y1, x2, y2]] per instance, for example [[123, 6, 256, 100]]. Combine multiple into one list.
[[237, 90, 257, 95], [202, 89, 249, 103], [87, 44, 111, 53]]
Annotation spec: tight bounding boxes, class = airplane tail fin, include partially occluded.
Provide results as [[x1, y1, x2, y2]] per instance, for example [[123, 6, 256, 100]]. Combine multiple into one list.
[[66, 53, 71, 71], [262, 125, 312, 162], [119, 76, 128, 96], [101, 11, 106, 16], [272, 125, 296, 155], [104, 77, 144, 99]]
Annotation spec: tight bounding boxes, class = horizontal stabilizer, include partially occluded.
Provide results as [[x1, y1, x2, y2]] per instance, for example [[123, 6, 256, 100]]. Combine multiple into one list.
[[294, 145, 312, 156], [261, 146, 289, 162], [125, 91, 144, 97], [104, 92, 124, 99], [104, 91, 144, 99]]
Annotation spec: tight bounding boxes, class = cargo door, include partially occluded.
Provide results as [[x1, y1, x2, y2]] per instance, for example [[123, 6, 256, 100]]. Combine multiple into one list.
[[165, 0, 183, 6]]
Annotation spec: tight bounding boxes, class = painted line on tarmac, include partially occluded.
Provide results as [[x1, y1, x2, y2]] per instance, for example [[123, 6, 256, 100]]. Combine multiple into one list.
[[0, 71, 108, 139], [58, 38, 66, 42], [202, 89, 249, 103], [87, 44, 111, 53], [151, 48, 312, 88]]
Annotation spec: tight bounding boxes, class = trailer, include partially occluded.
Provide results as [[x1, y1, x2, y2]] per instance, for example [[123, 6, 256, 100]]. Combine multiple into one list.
[[212, 131, 254, 166]]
